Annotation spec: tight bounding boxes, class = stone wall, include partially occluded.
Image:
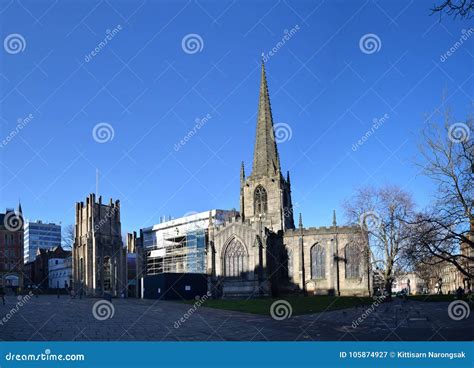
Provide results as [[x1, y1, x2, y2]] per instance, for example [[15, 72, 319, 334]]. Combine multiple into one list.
[[283, 225, 371, 296]]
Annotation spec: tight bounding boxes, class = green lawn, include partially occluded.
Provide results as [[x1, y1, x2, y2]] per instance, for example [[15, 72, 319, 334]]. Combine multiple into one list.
[[182, 295, 377, 316]]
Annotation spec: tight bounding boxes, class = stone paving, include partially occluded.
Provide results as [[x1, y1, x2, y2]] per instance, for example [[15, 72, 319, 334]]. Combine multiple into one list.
[[0, 295, 471, 341]]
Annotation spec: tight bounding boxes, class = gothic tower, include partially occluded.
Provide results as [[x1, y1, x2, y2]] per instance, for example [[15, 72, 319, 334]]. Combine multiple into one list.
[[240, 62, 295, 232], [72, 193, 125, 297]]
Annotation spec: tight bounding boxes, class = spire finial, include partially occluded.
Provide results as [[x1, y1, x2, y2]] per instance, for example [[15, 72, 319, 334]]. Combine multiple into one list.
[[286, 170, 291, 185], [333, 209, 337, 227], [208, 211, 213, 227], [252, 60, 281, 177], [298, 213, 303, 229], [18, 200, 23, 215], [240, 161, 245, 182]]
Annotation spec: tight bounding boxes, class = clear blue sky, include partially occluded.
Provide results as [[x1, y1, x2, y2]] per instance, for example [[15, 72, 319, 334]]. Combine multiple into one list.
[[0, 0, 472, 234]]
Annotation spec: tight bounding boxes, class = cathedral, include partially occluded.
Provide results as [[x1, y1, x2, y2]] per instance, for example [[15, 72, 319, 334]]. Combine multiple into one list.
[[207, 62, 371, 297], [72, 62, 371, 299]]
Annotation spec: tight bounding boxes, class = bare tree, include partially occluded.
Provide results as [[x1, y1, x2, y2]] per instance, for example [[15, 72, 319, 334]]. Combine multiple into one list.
[[407, 110, 473, 279], [62, 224, 75, 250], [431, 0, 474, 18], [344, 185, 415, 297], [412, 257, 443, 293]]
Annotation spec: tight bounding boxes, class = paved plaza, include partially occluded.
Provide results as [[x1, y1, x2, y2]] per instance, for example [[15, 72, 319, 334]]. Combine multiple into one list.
[[0, 295, 471, 341]]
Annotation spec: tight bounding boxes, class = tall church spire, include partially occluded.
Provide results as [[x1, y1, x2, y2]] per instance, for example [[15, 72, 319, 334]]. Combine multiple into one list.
[[252, 61, 281, 177]]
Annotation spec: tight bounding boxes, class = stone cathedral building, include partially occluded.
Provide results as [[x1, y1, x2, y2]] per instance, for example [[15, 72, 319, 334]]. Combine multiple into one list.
[[207, 63, 371, 297], [72, 194, 126, 297]]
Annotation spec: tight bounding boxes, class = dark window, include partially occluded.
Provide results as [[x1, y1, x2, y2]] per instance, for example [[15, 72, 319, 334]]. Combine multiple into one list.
[[254, 185, 268, 216], [345, 245, 360, 279], [79, 258, 84, 281], [103, 256, 112, 291], [311, 244, 325, 279]]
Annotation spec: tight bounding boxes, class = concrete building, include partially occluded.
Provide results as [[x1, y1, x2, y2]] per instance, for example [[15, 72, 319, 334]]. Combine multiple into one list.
[[0, 205, 24, 292], [24, 220, 61, 264], [72, 194, 126, 297], [49, 256, 72, 289]]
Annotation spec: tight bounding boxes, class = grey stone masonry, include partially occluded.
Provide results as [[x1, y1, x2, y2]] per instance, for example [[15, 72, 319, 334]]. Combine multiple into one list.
[[73, 193, 125, 297]]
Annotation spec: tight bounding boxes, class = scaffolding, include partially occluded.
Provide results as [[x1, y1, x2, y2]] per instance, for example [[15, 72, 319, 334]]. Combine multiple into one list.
[[146, 228, 206, 275]]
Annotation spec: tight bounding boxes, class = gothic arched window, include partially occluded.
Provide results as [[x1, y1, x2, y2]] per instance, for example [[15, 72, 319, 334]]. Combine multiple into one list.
[[345, 245, 360, 279], [254, 185, 268, 216], [287, 249, 294, 280], [311, 244, 325, 279], [103, 256, 112, 290], [224, 238, 248, 278]]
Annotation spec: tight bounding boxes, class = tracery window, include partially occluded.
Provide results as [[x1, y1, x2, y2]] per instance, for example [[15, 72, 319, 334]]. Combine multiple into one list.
[[224, 238, 247, 278], [254, 185, 268, 216]]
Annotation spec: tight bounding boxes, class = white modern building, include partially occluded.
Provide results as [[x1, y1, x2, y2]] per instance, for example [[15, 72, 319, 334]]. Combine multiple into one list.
[[142, 209, 236, 275], [24, 220, 61, 263], [48, 256, 72, 289]]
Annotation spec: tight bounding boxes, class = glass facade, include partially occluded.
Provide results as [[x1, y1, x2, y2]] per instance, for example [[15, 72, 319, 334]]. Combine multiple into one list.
[[185, 230, 206, 273]]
